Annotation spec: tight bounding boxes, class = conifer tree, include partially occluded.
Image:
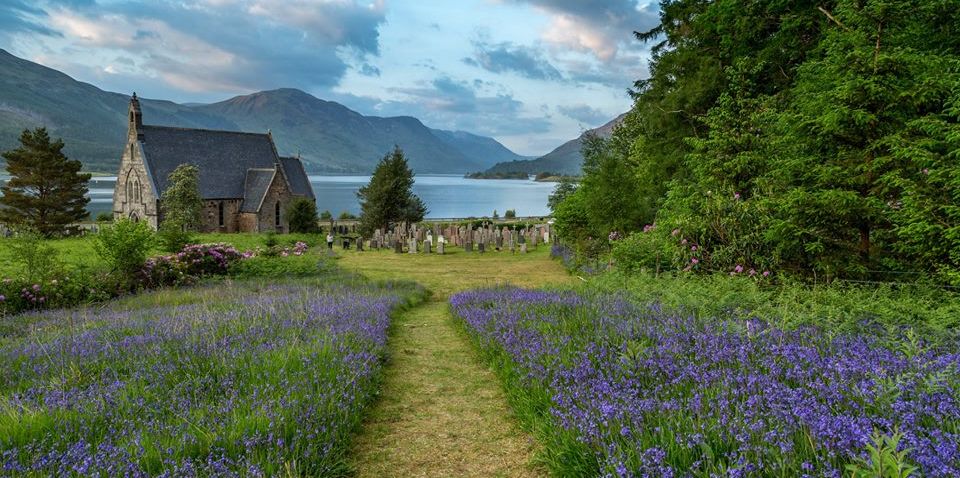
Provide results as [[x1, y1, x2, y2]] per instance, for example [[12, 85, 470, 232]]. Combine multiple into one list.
[[0, 128, 90, 236], [357, 146, 427, 236]]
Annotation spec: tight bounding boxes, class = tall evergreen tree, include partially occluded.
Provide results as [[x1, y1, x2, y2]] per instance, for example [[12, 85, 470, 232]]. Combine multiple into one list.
[[357, 146, 427, 236], [769, 0, 960, 277], [0, 128, 90, 236]]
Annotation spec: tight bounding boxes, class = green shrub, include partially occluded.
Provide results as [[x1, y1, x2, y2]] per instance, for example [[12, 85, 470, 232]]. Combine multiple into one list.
[[95, 212, 113, 223], [264, 232, 279, 248], [504, 209, 516, 219], [94, 219, 154, 280], [157, 222, 195, 253], [319, 210, 333, 220], [338, 211, 357, 220], [7, 229, 63, 283], [287, 198, 320, 233]]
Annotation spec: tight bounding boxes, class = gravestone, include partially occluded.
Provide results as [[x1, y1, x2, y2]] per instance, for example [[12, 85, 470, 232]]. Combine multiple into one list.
[[437, 241, 445, 255], [465, 240, 473, 252], [520, 243, 527, 254], [409, 237, 418, 254], [394, 239, 403, 254], [357, 237, 364, 251], [478, 241, 485, 253], [424, 241, 431, 254]]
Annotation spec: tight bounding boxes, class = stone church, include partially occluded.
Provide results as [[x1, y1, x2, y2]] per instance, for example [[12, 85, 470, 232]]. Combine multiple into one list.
[[113, 94, 314, 233]]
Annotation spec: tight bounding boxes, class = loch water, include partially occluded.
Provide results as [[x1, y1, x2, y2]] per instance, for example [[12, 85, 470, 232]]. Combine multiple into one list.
[[2, 174, 555, 220]]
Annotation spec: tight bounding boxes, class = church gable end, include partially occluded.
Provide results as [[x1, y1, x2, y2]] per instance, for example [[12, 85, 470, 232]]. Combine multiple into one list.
[[113, 93, 159, 228]]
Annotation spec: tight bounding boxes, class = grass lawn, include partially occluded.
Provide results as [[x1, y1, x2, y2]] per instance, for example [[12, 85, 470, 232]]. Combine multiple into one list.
[[339, 245, 576, 477], [0, 232, 327, 278]]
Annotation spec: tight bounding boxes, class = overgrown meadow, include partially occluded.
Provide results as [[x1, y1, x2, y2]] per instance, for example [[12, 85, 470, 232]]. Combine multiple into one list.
[[1, 278, 424, 476], [451, 288, 960, 477]]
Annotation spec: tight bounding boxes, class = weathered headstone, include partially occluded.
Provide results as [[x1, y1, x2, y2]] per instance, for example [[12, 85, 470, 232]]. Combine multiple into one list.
[[409, 237, 417, 254], [424, 241, 431, 254], [394, 239, 403, 253], [437, 241, 445, 255], [478, 241, 485, 253], [520, 243, 528, 254]]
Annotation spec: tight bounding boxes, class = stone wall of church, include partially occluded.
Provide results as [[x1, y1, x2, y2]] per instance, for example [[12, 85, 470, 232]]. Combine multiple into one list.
[[113, 141, 159, 229], [238, 213, 260, 233], [256, 171, 292, 233], [200, 199, 242, 233]]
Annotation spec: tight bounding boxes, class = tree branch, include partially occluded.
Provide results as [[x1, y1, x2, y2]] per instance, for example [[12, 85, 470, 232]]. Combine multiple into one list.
[[818, 6, 851, 31]]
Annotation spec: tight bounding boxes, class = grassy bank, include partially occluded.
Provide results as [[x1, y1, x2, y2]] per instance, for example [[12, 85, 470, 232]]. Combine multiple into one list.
[[589, 271, 960, 341]]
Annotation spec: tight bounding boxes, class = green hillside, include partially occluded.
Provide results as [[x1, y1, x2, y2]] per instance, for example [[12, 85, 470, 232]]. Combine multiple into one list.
[[483, 113, 626, 176], [0, 50, 523, 174]]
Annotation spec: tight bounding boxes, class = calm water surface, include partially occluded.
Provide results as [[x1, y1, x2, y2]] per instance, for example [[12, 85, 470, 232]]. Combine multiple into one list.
[[1, 174, 555, 219]]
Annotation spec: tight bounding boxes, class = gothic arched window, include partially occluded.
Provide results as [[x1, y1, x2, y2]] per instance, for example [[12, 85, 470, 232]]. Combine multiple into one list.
[[126, 180, 133, 203], [275, 202, 281, 228], [218, 201, 225, 227], [134, 180, 141, 202]]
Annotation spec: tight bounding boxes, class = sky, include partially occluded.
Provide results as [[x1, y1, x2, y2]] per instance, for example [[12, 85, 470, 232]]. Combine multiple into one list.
[[0, 0, 660, 156]]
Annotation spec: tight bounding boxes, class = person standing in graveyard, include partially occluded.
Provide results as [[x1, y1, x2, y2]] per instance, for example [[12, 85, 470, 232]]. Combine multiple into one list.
[[327, 232, 334, 250]]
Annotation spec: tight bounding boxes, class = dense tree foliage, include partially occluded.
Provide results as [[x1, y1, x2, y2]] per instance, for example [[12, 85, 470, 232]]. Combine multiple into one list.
[[286, 198, 321, 233], [160, 164, 202, 231], [158, 164, 202, 252], [0, 128, 90, 236], [557, 0, 960, 283], [357, 147, 427, 236]]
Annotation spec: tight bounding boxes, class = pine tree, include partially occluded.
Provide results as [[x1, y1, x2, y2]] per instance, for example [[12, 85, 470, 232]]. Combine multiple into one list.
[[0, 128, 90, 236], [357, 146, 427, 236]]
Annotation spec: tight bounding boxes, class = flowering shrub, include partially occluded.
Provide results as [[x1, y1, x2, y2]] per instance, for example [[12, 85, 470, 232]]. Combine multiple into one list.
[[259, 241, 311, 258], [0, 282, 412, 475], [176, 243, 244, 275], [451, 288, 960, 477], [138, 243, 244, 289], [0, 273, 109, 316]]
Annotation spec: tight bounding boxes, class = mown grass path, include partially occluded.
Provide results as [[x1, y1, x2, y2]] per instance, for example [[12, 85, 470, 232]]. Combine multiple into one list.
[[341, 247, 574, 477]]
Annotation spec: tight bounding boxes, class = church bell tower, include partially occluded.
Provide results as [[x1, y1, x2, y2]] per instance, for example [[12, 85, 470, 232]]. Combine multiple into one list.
[[128, 92, 144, 141]]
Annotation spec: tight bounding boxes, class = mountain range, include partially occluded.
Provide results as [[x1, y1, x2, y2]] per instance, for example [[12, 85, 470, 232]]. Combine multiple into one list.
[[0, 49, 527, 174], [481, 113, 627, 176]]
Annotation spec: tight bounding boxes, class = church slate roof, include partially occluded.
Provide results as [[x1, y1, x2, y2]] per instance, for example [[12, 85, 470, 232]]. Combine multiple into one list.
[[241, 168, 276, 213], [139, 125, 312, 200], [279, 157, 314, 199]]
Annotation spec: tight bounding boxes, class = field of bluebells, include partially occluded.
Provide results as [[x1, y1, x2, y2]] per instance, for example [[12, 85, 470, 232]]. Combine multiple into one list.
[[1, 279, 422, 476], [451, 288, 960, 477]]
